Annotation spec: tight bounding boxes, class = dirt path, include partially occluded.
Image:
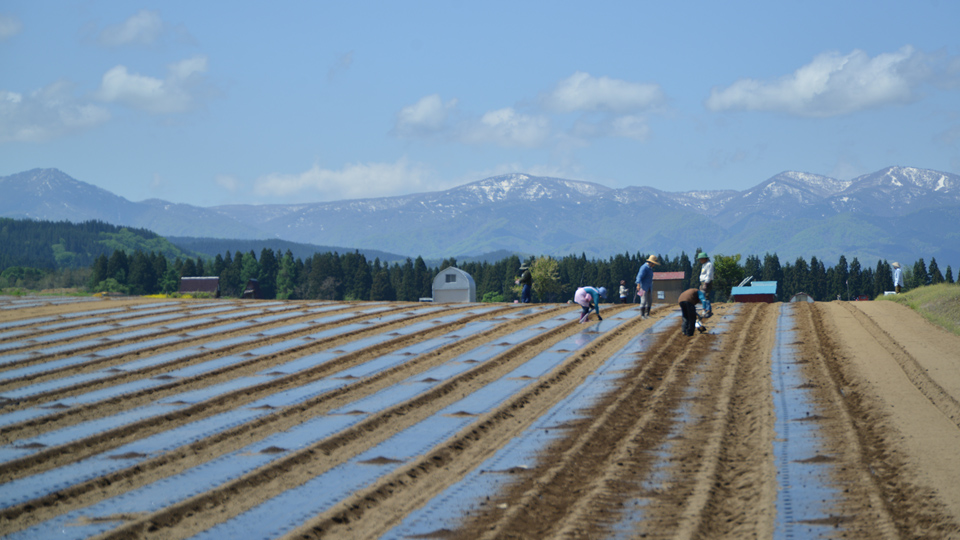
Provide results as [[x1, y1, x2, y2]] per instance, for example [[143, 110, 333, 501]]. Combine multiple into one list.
[[1, 297, 959, 539]]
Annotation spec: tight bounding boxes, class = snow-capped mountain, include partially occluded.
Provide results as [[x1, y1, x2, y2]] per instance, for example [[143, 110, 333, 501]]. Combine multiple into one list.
[[2, 166, 958, 265]]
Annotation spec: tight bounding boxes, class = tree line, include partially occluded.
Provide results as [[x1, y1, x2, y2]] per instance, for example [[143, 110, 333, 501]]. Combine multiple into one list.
[[82, 247, 956, 303]]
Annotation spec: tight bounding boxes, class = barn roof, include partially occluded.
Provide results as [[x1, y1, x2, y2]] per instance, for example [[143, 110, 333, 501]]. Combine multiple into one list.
[[730, 282, 777, 297], [653, 272, 685, 280], [179, 276, 220, 294]]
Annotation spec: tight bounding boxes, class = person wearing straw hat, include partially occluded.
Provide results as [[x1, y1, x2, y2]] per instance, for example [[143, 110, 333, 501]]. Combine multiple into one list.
[[634, 254, 659, 318], [892, 262, 904, 293]]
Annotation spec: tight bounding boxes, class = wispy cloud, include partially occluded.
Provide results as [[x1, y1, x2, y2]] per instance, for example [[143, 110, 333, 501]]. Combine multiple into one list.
[[394, 72, 664, 149], [0, 13, 22, 40], [94, 56, 210, 114], [97, 10, 164, 47], [705, 46, 956, 117], [394, 94, 458, 137], [0, 82, 110, 143], [541, 71, 664, 113], [253, 158, 431, 201], [460, 108, 551, 148], [215, 174, 241, 192]]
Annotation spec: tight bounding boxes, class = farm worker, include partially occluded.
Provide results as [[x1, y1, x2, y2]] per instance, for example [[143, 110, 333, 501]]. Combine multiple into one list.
[[516, 261, 533, 303], [574, 286, 606, 323], [678, 288, 706, 336], [634, 255, 659, 318], [697, 252, 714, 318], [619, 280, 629, 304], [892, 262, 904, 293]]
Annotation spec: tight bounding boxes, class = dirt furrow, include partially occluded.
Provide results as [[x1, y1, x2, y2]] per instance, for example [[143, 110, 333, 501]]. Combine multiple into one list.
[[796, 303, 910, 538], [836, 302, 960, 428], [0, 304, 500, 442], [277, 307, 657, 539], [0, 305, 545, 481], [805, 303, 960, 538], [395, 309, 714, 540], [0, 303, 391, 390], [0, 305, 587, 535], [682, 303, 778, 539], [82, 306, 640, 539], [0, 303, 312, 360]]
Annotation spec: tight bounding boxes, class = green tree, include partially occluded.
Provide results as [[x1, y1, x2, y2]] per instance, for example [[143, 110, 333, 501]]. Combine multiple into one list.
[[258, 248, 279, 299], [276, 250, 297, 300], [848, 257, 863, 298], [240, 251, 260, 289], [531, 256, 562, 302], [370, 268, 396, 301], [88, 254, 108, 290], [911, 258, 929, 288], [712, 253, 744, 303], [929, 257, 944, 284]]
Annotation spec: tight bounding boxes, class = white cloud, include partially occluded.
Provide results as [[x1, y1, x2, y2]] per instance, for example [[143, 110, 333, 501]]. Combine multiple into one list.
[[0, 82, 110, 143], [98, 10, 164, 47], [253, 158, 431, 201], [394, 94, 458, 137], [216, 174, 241, 192], [0, 14, 22, 40], [705, 46, 933, 117], [609, 115, 651, 140], [95, 56, 209, 114], [460, 107, 551, 148], [543, 71, 664, 113]]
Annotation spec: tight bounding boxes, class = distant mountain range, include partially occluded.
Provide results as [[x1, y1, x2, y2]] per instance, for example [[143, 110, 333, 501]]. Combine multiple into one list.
[[1, 166, 955, 265]]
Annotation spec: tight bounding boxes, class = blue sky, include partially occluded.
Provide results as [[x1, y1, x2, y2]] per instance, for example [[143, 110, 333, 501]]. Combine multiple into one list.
[[2, 1, 959, 206]]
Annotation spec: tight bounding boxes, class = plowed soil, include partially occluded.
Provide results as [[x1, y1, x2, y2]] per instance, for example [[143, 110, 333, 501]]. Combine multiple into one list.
[[0, 296, 958, 539]]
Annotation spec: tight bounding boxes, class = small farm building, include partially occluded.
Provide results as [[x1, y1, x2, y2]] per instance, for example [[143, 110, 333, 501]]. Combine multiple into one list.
[[790, 292, 814, 303], [652, 272, 686, 304], [432, 267, 476, 303], [179, 277, 220, 298], [730, 281, 777, 303], [242, 279, 261, 299]]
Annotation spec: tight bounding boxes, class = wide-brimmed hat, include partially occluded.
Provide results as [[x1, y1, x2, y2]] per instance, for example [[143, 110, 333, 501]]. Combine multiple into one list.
[[646, 255, 660, 265], [696, 252, 709, 260], [892, 262, 900, 268]]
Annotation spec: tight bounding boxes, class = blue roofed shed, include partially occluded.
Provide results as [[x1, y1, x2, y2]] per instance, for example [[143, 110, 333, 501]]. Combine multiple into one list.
[[730, 281, 778, 303]]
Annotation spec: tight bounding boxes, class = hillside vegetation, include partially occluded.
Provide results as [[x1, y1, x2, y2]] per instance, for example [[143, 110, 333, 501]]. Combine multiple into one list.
[[0, 218, 195, 269], [878, 283, 960, 336]]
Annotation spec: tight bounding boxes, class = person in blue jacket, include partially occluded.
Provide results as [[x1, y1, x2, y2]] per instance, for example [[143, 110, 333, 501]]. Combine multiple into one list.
[[634, 255, 659, 318]]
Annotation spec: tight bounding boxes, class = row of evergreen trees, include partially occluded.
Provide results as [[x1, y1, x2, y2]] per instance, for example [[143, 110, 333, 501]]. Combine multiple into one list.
[[86, 247, 956, 303]]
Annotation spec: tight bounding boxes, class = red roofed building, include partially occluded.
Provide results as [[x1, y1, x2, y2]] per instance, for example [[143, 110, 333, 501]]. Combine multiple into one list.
[[652, 271, 686, 304]]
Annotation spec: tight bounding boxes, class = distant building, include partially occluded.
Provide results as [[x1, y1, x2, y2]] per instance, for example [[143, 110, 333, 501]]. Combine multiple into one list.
[[731, 281, 778, 303], [432, 267, 476, 303], [790, 292, 814, 303], [242, 279, 260, 299], [652, 271, 686, 304], [179, 276, 220, 298]]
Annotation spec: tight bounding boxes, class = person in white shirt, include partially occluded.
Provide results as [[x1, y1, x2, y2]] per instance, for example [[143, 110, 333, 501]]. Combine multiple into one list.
[[697, 252, 714, 317], [892, 262, 904, 293]]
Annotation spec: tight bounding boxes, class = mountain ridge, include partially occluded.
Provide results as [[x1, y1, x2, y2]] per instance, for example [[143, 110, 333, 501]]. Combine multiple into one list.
[[2, 166, 956, 265]]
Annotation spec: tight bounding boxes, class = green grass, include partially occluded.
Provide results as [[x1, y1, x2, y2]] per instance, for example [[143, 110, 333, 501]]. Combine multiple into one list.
[[877, 283, 960, 336]]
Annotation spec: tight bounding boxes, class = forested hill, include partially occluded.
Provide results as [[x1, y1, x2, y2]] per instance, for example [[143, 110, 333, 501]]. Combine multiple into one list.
[[0, 218, 196, 270], [166, 237, 408, 264]]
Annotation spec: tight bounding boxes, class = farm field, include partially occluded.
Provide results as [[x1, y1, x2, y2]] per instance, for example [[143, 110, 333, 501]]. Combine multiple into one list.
[[0, 295, 959, 539]]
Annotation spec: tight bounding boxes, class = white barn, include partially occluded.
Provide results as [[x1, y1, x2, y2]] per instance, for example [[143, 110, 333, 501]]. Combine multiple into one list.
[[432, 267, 477, 303]]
